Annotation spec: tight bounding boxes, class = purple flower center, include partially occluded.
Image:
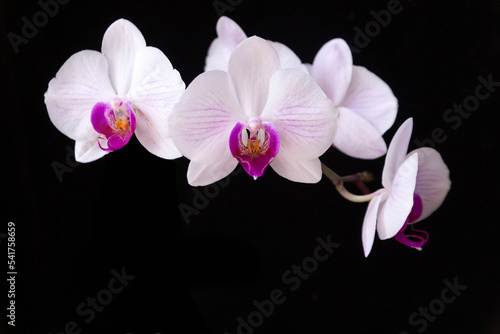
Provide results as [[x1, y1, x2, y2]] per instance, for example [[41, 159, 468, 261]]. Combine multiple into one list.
[[229, 119, 279, 179], [90, 99, 137, 152], [394, 192, 429, 250]]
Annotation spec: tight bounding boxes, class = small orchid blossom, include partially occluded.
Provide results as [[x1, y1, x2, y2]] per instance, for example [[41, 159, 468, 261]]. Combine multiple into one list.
[[170, 36, 338, 186], [361, 118, 451, 256], [44, 19, 185, 162], [204, 16, 307, 73], [308, 38, 398, 159]]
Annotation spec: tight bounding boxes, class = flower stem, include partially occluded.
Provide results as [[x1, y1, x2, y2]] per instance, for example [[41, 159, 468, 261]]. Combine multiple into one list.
[[321, 163, 384, 203]]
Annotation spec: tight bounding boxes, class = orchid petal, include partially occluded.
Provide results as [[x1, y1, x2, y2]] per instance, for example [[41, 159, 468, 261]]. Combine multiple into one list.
[[311, 38, 353, 105], [341, 66, 398, 134], [204, 16, 247, 72], [270, 41, 307, 72], [101, 19, 146, 96], [127, 46, 185, 159], [169, 70, 245, 164], [228, 36, 281, 117], [362, 193, 383, 257], [270, 155, 323, 183], [262, 68, 338, 161], [187, 150, 239, 186], [333, 107, 387, 159], [382, 118, 413, 188], [74, 139, 106, 163], [378, 152, 419, 240], [44, 50, 116, 142], [410, 147, 451, 222]]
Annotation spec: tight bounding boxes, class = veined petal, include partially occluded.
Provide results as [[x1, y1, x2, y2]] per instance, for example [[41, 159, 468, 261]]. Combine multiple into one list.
[[378, 153, 419, 240], [228, 36, 281, 117], [187, 150, 239, 186], [204, 16, 247, 72], [270, 155, 322, 183], [101, 19, 146, 96], [410, 147, 451, 222], [341, 66, 398, 135], [382, 118, 413, 188], [74, 139, 106, 163], [311, 38, 353, 105], [362, 193, 383, 257], [262, 68, 338, 161], [44, 50, 116, 141], [169, 70, 245, 164], [333, 107, 387, 159], [128, 46, 185, 159]]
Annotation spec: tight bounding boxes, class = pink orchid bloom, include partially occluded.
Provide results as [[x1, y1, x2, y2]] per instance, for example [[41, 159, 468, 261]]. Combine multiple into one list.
[[170, 36, 338, 186], [204, 16, 307, 73], [44, 19, 185, 162], [362, 118, 451, 257], [308, 38, 398, 159]]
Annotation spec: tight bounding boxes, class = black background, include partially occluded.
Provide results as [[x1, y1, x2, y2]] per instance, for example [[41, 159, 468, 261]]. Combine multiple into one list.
[[2, 0, 500, 333]]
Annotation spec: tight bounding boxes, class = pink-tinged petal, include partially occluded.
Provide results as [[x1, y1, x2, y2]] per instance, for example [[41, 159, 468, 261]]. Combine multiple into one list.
[[262, 68, 338, 161], [229, 121, 279, 179], [270, 155, 322, 183], [228, 36, 281, 117], [127, 46, 185, 159], [204, 16, 247, 72], [90, 102, 114, 134], [341, 66, 398, 134], [270, 41, 307, 72], [311, 38, 353, 105], [382, 118, 413, 188], [74, 139, 106, 163], [409, 147, 451, 223], [187, 150, 239, 186], [378, 153, 419, 240], [333, 107, 387, 159], [362, 193, 384, 257], [44, 50, 117, 141], [169, 70, 245, 164], [101, 19, 146, 96]]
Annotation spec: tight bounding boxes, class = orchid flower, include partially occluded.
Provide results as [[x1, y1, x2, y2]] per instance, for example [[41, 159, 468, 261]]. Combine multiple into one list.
[[44, 19, 185, 162], [361, 118, 451, 256], [204, 16, 307, 73], [170, 36, 338, 186], [308, 38, 398, 159]]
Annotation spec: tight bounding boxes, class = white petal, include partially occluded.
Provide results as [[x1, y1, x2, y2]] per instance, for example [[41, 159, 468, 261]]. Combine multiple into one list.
[[127, 47, 185, 159], [204, 16, 247, 72], [362, 193, 383, 257], [270, 155, 322, 183], [44, 50, 116, 141], [410, 148, 451, 222], [101, 19, 146, 96], [333, 107, 387, 159], [311, 38, 353, 105], [341, 66, 398, 135], [228, 36, 281, 117], [75, 138, 106, 163], [169, 70, 245, 165], [382, 118, 413, 188], [262, 68, 338, 161], [187, 150, 239, 186], [377, 153, 419, 239], [270, 41, 307, 72]]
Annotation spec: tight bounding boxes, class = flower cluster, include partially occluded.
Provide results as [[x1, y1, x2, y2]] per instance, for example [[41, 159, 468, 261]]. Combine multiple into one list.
[[44, 17, 451, 256]]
